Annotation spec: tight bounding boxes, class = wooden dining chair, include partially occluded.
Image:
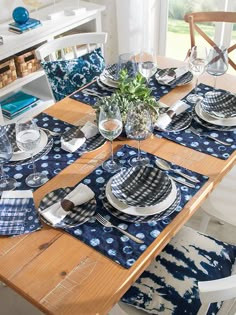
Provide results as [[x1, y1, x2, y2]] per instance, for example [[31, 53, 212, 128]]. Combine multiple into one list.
[[111, 226, 236, 315], [35, 32, 107, 101], [184, 12, 236, 71]]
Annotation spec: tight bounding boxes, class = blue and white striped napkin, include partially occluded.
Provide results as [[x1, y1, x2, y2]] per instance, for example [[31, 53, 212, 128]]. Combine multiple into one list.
[[0, 190, 42, 236]]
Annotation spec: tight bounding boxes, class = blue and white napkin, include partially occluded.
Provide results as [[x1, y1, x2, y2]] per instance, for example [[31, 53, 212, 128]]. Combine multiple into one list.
[[0, 190, 41, 236]]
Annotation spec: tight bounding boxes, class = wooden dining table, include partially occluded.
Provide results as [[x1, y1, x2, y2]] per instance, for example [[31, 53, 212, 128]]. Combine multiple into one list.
[[0, 56, 235, 315]]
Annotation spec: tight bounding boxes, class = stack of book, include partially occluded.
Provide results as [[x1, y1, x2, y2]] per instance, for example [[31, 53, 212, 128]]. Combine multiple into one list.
[[8, 18, 42, 34], [1, 91, 40, 120]]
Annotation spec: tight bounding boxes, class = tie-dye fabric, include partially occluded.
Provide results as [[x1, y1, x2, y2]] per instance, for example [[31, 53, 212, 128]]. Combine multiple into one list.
[[122, 226, 236, 314], [41, 48, 105, 101]]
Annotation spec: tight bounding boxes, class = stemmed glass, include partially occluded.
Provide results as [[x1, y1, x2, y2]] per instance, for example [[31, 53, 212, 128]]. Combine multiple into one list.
[[0, 129, 17, 193], [187, 46, 208, 103], [98, 104, 123, 173], [206, 45, 228, 96], [116, 53, 137, 79], [125, 103, 153, 167], [15, 117, 48, 187], [137, 50, 158, 84]]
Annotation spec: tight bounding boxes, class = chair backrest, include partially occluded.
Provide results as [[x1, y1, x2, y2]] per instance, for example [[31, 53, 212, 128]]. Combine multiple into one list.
[[35, 32, 107, 61], [184, 12, 236, 71], [197, 271, 236, 315]]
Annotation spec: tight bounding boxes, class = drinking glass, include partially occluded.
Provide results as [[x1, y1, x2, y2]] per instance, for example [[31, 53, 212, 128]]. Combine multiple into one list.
[[15, 117, 48, 187], [137, 50, 158, 84], [116, 53, 137, 79], [187, 46, 207, 103], [125, 103, 153, 167], [206, 45, 228, 96], [0, 130, 17, 193], [98, 104, 123, 173]]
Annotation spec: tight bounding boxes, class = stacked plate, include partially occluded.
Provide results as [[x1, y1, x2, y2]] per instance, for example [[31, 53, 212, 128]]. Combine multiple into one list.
[[102, 166, 181, 223], [193, 92, 236, 131], [98, 64, 119, 89]]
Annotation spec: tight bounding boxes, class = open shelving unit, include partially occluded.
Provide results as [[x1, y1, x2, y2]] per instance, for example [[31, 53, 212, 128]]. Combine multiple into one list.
[[0, 0, 105, 124]]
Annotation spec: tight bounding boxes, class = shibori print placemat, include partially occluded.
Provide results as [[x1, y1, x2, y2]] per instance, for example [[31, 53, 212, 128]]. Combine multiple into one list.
[[62, 144, 208, 269]]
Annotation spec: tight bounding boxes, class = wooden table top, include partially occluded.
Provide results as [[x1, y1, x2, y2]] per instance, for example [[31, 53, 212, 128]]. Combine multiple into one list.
[[0, 56, 235, 315]]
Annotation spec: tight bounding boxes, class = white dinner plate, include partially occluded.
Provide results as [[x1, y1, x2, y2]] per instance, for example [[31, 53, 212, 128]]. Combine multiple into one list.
[[10, 130, 48, 162], [195, 103, 236, 127], [105, 177, 178, 217], [99, 73, 119, 88]]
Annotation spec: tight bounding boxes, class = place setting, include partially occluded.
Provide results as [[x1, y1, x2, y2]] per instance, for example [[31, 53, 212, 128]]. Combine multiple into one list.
[[153, 85, 236, 160]]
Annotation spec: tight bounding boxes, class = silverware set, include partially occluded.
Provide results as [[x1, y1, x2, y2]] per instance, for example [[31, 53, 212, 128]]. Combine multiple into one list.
[[189, 127, 230, 146]]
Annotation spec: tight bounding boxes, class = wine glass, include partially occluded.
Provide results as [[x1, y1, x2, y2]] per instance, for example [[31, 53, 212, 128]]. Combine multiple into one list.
[[125, 103, 153, 167], [116, 53, 137, 79], [187, 46, 208, 103], [206, 45, 228, 96], [137, 50, 158, 84], [98, 104, 123, 173], [15, 117, 48, 187], [0, 129, 17, 193]]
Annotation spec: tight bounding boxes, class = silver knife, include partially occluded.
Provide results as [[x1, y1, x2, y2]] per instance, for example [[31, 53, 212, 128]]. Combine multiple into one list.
[[169, 175, 195, 188]]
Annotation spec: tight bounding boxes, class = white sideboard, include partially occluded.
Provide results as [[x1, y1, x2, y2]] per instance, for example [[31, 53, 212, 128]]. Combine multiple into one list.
[[0, 0, 105, 124]]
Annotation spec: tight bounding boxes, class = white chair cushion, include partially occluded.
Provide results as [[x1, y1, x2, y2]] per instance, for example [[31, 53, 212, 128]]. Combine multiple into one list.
[[121, 226, 236, 315]]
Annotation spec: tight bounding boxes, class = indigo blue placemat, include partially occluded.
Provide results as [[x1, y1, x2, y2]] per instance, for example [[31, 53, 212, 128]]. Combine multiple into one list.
[[70, 72, 173, 106], [5, 112, 106, 191], [63, 144, 208, 269], [154, 83, 236, 160]]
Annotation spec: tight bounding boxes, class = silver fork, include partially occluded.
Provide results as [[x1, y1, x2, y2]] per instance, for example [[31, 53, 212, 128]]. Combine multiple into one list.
[[40, 127, 61, 137], [189, 127, 231, 146], [95, 213, 144, 244]]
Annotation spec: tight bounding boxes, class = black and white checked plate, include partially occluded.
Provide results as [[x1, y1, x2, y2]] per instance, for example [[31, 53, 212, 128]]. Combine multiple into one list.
[[193, 106, 236, 131], [195, 102, 236, 127], [102, 187, 181, 223], [201, 92, 236, 118], [62, 127, 106, 153], [155, 68, 193, 86], [111, 166, 172, 207], [106, 177, 178, 216], [38, 187, 97, 228], [154, 108, 192, 132]]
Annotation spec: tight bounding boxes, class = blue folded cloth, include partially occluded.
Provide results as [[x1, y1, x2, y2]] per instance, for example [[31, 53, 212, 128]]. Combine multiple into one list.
[[0, 190, 42, 236]]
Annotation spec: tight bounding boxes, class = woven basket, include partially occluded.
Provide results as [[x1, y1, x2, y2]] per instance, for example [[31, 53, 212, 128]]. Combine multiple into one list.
[[0, 58, 17, 89], [14, 49, 40, 77]]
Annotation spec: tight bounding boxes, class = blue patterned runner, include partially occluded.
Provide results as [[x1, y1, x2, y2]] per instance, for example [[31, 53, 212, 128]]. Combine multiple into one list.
[[5, 112, 105, 191], [63, 144, 208, 269], [154, 83, 236, 160]]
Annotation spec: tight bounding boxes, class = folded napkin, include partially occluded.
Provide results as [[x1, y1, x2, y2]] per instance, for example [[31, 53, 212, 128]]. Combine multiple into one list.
[[158, 66, 189, 85], [61, 121, 99, 153], [0, 190, 38, 236], [39, 183, 95, 225], [155, 101, 190, 130]]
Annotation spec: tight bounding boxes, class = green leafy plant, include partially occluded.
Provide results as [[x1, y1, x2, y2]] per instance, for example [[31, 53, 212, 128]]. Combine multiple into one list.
[[94, 69, 160, 124]]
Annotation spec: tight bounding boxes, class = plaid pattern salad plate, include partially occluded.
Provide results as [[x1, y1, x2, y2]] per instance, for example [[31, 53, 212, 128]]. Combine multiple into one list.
[[106, 177, 178, 216], [201, 92, 236, 118], [38, 187, 97, 228], [111, 166, 172, 207]]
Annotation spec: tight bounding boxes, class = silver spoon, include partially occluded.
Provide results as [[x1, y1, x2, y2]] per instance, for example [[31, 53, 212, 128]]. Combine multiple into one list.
[[155, 158, 199, 183]]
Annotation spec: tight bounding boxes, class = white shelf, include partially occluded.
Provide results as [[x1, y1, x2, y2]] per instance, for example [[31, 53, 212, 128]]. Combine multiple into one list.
[[0, 0, 105, 124], [0, 69, 45, 98]]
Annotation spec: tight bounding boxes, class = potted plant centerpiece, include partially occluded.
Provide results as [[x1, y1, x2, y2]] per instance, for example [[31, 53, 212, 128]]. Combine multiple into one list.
[[94, 69, 160, 137]]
